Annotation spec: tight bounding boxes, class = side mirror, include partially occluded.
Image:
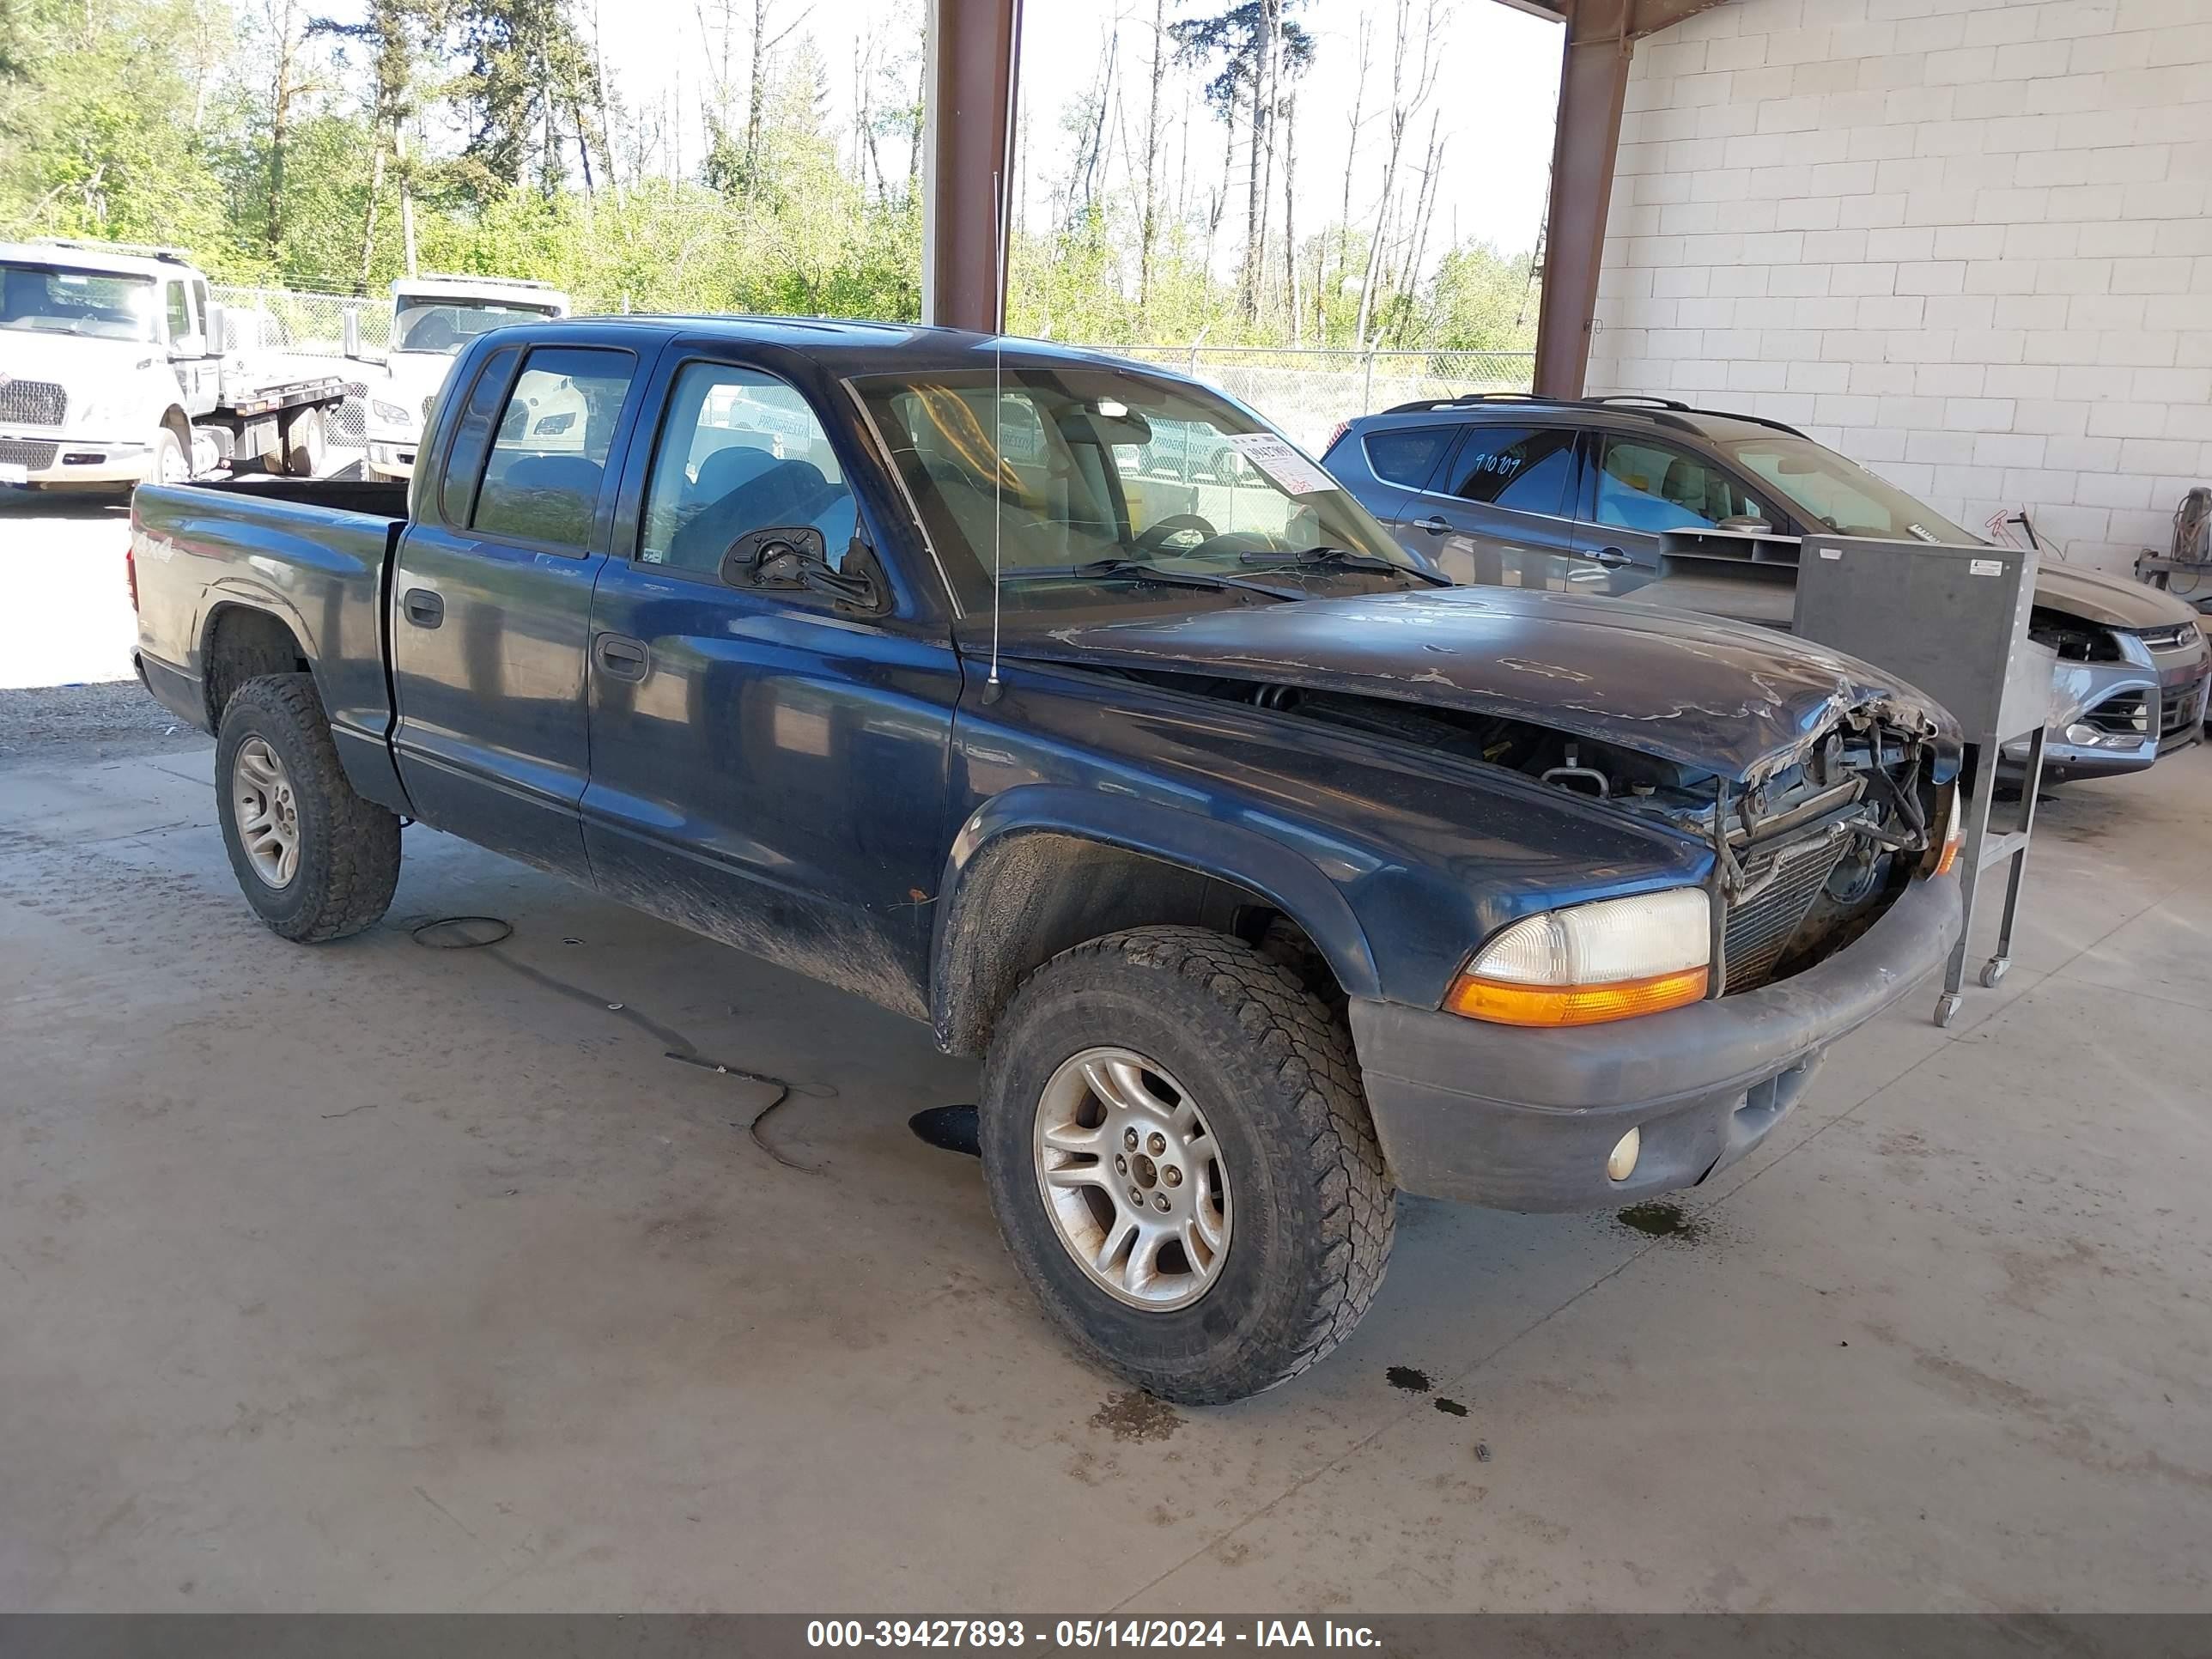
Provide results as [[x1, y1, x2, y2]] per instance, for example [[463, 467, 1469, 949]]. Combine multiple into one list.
[[720, 526, 884, 611], [1716, 515, 1774, 535]]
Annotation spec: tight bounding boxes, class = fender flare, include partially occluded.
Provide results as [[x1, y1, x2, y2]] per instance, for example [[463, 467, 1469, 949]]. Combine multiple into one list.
[[928, 783, 1382, 1050]]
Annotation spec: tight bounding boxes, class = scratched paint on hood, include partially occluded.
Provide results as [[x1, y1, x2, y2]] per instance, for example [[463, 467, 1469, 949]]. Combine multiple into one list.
[[1006, 586, 1954, 783]]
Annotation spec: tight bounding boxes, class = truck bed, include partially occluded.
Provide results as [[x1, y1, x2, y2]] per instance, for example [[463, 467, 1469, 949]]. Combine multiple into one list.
[[131, 477, 410, 809]]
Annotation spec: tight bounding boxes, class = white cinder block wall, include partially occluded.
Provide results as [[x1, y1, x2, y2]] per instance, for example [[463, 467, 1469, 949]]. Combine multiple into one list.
[[1586, 0, 2212, 573]]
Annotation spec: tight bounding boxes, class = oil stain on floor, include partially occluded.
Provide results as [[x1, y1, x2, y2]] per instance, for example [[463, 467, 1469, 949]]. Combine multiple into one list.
[[1091, 1389, 1182, 1443], [1616, 1200, 1708, 1242], [1386, 1364, 1433, 1393]]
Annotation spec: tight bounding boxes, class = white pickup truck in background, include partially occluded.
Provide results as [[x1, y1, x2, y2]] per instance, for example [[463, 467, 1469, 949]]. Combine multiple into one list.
[[349, 273, 569, 480], [0, 239, 347, 491]]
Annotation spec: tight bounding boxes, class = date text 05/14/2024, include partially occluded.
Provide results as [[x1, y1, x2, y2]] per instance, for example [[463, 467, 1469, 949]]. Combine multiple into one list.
[[805, 1621, 1383, 1650]]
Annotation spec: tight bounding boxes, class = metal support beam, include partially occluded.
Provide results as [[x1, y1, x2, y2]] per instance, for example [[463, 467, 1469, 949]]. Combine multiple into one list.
[[921, 0, 1024, 333], [1529, 0, 1730, 398]]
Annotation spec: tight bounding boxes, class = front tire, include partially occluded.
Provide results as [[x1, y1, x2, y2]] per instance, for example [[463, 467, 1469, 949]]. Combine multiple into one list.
[[146, 426, 188, 486], [215, 673, 401, 941], [980, 926, 1395, 1405]]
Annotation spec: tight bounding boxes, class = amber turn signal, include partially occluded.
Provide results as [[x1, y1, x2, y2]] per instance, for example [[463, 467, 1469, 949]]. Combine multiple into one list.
[[1443, 964, 1711, 1028], [1933, 786, 1965, 878]]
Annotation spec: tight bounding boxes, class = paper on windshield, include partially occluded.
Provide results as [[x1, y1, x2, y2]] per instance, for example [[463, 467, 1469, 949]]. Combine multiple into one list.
[[1225, 432, 1335, 497]]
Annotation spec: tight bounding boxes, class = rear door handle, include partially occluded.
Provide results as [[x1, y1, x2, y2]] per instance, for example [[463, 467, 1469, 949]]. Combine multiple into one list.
[[1411, 515, 1451, 535], [1591, 546, 1632, 568], [402, 587, 443, 629], [594, 632, 650, 682]]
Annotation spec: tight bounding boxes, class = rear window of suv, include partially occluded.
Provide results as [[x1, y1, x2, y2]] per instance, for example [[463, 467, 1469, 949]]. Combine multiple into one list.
[[1361, 425, 1455, 488]]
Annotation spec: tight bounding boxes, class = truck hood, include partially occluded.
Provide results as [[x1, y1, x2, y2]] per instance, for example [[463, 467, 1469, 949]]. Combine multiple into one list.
[[1007, 586, 1954, 784], [0, 329, 161, 390], [375, 353, 460, 421], [2033, 562, 2200, 630]]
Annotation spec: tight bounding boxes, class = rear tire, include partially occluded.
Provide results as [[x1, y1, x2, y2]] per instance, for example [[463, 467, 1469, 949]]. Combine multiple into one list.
[[980, 926, 1395, 1405], [215, 672, 400, 941], [281, 405, 326, 477]]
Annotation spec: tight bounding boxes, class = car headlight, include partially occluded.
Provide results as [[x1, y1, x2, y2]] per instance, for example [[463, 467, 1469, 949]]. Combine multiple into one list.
[[1445, 888, 1711, 1027], [370, 400, 412, 426]]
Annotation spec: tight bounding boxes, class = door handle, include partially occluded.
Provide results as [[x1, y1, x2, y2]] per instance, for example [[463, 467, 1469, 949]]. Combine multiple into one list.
[[1412, 515, 1451, 535], [402, 587, 443, 629], [1591, 546, 1632, 568], [593, 632, 650, 682]]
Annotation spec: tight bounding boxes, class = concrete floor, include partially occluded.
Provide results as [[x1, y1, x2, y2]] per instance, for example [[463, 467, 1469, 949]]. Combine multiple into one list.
[[3, 494, 2209, 1611]]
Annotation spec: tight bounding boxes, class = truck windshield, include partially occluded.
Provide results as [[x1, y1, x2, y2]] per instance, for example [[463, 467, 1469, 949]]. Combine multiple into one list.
[[1724, 434, 1976, 544], [854, 365, 1426, 613], [393, 299, 560, 355], [0, 263, 157, 341]]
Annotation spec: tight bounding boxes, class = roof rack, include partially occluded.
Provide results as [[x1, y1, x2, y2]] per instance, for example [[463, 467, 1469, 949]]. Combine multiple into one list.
[[1380, 392, 1695, 416], [31, 236, 193, 265], [1376, 389, 1807, 440]]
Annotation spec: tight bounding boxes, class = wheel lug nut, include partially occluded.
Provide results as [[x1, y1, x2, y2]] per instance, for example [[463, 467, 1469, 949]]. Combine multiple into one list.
[[1153, 1194, 1170, 1212], [1147, 1133, 1166, 1155], [1128, 1188, 1144, 1206], [1115, 1155, 1128, 1175], [1123, 1129, 1139, 1152], [1163, 1165, 1182, 1187]]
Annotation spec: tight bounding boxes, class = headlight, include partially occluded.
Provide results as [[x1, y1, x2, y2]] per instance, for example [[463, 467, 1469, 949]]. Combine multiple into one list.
[[370, 400, 412, 425], [1445, 888, 1711, 1027]]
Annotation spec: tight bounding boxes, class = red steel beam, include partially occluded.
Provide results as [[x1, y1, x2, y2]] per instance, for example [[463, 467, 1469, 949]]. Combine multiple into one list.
[[1530, 0, 1731, 398], [921, 0, 1025, 333]]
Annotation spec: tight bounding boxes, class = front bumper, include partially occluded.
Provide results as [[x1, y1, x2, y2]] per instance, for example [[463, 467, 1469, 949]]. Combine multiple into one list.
[[365, 438, 419, 478], [0, 431, 151, 486], [1349, 872, 1962, 1212], [2004, 651, 2209, 780]]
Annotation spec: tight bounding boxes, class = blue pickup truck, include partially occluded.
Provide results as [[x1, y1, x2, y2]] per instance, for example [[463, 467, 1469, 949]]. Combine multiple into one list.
[[129, 316, 1965, 1402]]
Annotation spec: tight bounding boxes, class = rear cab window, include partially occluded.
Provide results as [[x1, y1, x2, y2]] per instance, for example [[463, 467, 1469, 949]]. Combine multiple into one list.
[[466, 346, 637, 550]]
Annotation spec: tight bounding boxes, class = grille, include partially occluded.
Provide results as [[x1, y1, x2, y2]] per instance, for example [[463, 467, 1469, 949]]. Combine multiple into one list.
[[0, 379, 67, 427], [2140, 623, 2201, 653], [0, 438, 59, 470], [422, 392, 438, 421], [1723, 835, 1850, 994], [2160, 679, 2205, 738]]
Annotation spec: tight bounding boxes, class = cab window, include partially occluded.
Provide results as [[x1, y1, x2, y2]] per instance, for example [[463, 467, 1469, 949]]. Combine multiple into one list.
[[1594, 436, 1762, 533], [164, 280, 191, 342], [1444, 426, 1577, 516], [467, 346, 635, 550], [637, 362, 857, 577]]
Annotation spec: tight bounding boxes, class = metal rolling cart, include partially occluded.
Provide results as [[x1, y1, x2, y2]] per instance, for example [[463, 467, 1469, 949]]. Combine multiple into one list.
[[1791, 535, 2059, 1029]]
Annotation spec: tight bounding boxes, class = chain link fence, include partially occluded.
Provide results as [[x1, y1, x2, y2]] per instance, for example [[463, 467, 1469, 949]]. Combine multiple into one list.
[[1097, 345, 1536, 453], [210, 284, 389, 448], [204, 282, 1536, 460]]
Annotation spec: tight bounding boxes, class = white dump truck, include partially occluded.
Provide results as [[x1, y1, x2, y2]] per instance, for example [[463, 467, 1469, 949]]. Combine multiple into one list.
[[0, 239, 346, 490], [352, 273, 569, 480]]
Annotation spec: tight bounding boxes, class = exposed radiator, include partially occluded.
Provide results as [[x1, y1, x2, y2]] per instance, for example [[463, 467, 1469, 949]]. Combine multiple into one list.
[[1723, 834, 1850, 994]]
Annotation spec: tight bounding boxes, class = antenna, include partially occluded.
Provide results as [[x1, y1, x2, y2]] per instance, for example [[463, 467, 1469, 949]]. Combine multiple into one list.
[[987, 167, 1006, 696]]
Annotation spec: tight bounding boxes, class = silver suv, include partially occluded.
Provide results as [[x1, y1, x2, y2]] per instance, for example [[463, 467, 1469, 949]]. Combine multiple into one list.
[[1323, 393, 2208, 781]]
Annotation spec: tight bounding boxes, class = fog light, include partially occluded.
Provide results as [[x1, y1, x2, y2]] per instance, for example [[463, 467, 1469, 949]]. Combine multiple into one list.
[[2064, 721, 2100, 745], [1607, 1127, 1641, 1183]]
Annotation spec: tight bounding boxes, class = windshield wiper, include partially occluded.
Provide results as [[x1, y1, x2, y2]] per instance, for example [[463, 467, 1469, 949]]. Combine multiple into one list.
[[1002, 557, 1301, 601], [1241, 544, 1452, 586]]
